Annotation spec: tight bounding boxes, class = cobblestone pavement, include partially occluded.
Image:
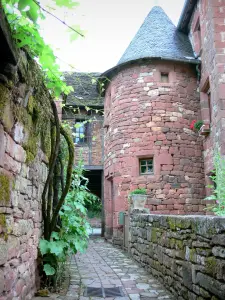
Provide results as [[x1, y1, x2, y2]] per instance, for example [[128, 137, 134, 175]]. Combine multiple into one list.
[[64, 238, 174, 300]]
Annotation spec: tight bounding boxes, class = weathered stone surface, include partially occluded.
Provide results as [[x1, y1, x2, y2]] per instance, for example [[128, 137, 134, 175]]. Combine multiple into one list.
[[212, 246, 225, 258], [0, 125, 5, 167], [212, 235, 225, 246], [12, 219, 33, 236], [130, 214, 225, 299], [0, 240, 8, 265], [196, 273, 225, 299], [0, 269, 4, 293], [0, 24, 52, 298], [12, 123, 24, 144]]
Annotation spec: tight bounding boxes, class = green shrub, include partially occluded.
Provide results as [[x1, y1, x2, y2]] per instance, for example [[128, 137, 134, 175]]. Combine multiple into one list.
[[194, 120, 204, 131], [205, 152, 225, 216], [129, 188, 147, 196]]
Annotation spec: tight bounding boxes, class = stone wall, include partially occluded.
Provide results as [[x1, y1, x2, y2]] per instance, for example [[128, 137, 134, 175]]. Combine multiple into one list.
[[104, 61, 205, 239], [130, 213, 225, 300], [188, 0, 225, 193], [0, 14, 51, 298]]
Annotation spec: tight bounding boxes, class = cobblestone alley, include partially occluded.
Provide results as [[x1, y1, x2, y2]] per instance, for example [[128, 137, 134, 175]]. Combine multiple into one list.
[[37, 238, 174, 300]]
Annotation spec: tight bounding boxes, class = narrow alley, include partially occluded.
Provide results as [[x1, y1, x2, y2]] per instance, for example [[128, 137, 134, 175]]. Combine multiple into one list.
[[61, 238, 173, 300]]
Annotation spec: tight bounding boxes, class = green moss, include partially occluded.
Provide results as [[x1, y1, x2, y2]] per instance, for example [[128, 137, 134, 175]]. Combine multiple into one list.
[[14, 106, 33, 130], [0, 84, 10, 119], [41, 121, 51, 159], [0, 174, 10, 205], [175, 218, 191, 229], [26, 151, 35, 164], [24, 133, 39, 164], [167, 217, 176, 230], [205, 257, 217, 276], [189, 249, 197, 263], [151, 228, 158, 243], [175, 239, 184, 250], [27, 95, 34, 114], [169, 238, 175, 248], [13, 93, 52, 163], [0, 214, 6, 227]]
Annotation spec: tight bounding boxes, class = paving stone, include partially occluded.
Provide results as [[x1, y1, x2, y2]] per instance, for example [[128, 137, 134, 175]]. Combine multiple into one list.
[[129, 294, 140, 300], [57, 238, 173, 299], [136, 284, 150, 289], [140, 292, 159, 297]]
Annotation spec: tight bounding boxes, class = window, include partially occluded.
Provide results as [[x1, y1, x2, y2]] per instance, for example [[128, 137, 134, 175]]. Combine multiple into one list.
[[73, 121, 88, 144], [161, 73, 169, 83], [140, 158, 153, 175]]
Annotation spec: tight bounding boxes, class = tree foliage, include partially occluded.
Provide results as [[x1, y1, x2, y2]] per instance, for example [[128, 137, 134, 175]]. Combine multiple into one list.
[[39, 160, 98, 281], [2, 0, 84, 98]]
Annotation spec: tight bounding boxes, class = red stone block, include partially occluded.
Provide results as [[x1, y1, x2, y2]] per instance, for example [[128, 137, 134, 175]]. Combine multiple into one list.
[[162, 165, 173, 171]]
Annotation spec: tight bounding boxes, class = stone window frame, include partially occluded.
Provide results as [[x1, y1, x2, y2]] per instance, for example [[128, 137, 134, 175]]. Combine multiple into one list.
[[153, 67, 176, 87], [160, 72, 169, 83], [139, 158, 154, 175], [200, 76, 211, 127]]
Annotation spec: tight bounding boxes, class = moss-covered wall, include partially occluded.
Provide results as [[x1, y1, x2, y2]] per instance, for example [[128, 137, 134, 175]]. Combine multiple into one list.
[[130, 214, 225, 300], [0, 44, 52, 298]]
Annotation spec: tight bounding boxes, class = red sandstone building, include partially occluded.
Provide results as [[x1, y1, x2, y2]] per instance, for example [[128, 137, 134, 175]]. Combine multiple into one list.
[[65, 1, 225, 243]]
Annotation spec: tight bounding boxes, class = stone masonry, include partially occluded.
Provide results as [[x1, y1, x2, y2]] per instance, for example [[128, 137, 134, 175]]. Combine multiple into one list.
[[104, 61, 205, 240], [187, 0, 225, 193], [130, 213, 225, 300], [0, 11, 51, 299]]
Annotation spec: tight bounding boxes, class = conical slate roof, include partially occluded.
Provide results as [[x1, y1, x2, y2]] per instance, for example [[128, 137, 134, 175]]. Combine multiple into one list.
[[118, 6, 196, 65]]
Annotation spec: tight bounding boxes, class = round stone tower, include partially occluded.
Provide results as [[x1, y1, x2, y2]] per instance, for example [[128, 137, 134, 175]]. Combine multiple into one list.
[[100, 7, 205, 242]]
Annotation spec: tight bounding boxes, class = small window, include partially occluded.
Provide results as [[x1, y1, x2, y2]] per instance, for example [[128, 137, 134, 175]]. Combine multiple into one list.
[[73, 121, 88, 144], [140, 158, 153, 175], [161, 73, 169, 83]]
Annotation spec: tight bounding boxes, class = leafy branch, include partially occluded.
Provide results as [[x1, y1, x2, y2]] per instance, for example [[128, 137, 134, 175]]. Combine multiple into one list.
[[32, 0, 85, 38]]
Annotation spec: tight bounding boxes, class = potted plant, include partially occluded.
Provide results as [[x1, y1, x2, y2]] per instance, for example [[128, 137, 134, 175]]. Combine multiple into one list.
[[129, 188, 147, 210], [190, 120, 210, 136]]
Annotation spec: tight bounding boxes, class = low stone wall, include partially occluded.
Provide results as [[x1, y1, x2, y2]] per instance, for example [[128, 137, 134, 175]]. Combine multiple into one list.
[[129, 214, 225, 300]]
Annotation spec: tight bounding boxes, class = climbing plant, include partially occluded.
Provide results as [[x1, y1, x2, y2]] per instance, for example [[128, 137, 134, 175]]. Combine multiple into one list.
[[39, 157, 93, 286]]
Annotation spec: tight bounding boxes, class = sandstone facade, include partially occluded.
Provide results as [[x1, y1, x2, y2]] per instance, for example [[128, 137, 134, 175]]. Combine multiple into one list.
[[101, 1, 225, 241], [104, 62, 205, 239], [187, 0, 225, 192]]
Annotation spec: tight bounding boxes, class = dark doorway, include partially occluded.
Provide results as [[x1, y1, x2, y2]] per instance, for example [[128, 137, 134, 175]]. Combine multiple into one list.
[[84, 169, 102, 198], [84, 168, 103, 236]]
